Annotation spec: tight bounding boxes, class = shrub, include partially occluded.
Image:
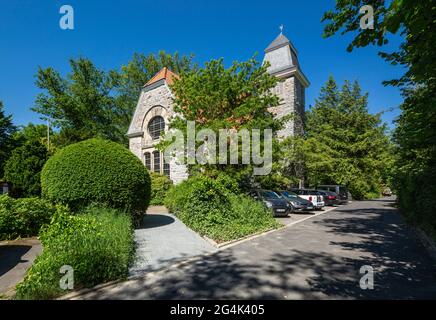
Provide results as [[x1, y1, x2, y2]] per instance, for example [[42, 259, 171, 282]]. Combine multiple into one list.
[[165, 175, 279, 242], [395, 164, 436, 239], [0, 195, 56, 241], [3, 141, 49, 198], [15, 206, 134, 300], [41, 138, 151, 224], [149, 173, 173, 206]]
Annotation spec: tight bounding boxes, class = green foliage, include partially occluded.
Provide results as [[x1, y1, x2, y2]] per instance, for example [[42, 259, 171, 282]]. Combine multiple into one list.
[[322, 0, 435, 88], [32, 58, 123, 145], [4, 141, 49, 198], [12, 123, 49, 146], [41, 138, 151, 224], [322, 1, 436, 236], [32, 53, 195, 147], [149, 173, 173, 206], [15, 206, 134, 300], [279, 77, 393, 199], [164, 175, 279, 242], [393, 83, 436, 237], [0, 195, 56, 241], [112, 51, 195, 137], [160, 57, 283, 186], [0, 101, 16, 179]]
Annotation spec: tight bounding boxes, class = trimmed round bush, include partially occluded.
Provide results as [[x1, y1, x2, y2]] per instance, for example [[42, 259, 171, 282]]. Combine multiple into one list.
[[41, 139, 151, 222]]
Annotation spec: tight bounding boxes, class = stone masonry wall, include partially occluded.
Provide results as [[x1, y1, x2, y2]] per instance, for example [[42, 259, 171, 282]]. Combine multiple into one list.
[[128, 83, 189, 185]]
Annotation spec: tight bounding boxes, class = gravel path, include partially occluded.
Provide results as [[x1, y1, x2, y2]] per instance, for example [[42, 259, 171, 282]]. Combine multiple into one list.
[[129, 213, 217, 277]]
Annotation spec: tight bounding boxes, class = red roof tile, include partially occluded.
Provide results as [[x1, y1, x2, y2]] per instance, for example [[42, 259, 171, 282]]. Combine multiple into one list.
[[144, 67, 179, 87]]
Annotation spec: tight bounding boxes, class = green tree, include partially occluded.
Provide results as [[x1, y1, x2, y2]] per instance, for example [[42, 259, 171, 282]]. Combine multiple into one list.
[[11, 123, 51, 148], [322, 1, 436, 234], [112, 51, 195, 133], [0, 101, 16, 179], [32, 53, 195, 146], [4, 140, 49, 197], [303, 77, 392, 199], [162, 57, 283, 187], [32, 58, 121, 145]]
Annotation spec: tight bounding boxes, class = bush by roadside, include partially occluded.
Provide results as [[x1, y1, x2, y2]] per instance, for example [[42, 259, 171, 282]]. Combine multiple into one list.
[[3, 140, 49, 198], [15, 205, 134, 300], [41, 138, 151, 225], [165, 175, 280, 243], [149, 173, 173, 206], [0, 195, 56, 241]]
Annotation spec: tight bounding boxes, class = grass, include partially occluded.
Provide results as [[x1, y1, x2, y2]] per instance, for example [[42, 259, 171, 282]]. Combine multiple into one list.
[[15, 206, 134, 300]]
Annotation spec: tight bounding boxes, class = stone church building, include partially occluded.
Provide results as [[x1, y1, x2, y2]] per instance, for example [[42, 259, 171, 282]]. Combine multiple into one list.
[[127, 32, 309, 184]]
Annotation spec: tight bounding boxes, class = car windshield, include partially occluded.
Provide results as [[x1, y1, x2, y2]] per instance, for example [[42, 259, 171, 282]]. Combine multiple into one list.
[[260, 190, 281, 199], [281, 191, 298, 198]]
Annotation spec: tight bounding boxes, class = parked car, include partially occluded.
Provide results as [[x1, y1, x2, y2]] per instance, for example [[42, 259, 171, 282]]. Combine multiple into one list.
[[317, 185, 349, 204], [249, 190, 290, 217], [317, 190, 340, 206], [0, 182, 10, 195], [382, 187, 393, 197], [291, 189, 325, 210], [277, 190, 315, 212]]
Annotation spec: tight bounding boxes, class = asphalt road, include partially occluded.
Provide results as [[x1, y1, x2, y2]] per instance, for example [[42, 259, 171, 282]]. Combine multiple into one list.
[[70, 198, 436, 300]]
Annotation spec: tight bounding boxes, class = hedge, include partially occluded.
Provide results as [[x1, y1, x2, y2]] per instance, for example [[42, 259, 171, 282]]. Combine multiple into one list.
[[149, 173, 173, 206], [0, 195, 56, 241], [41, 138, 151, 224], [164, 175, 280, 242]]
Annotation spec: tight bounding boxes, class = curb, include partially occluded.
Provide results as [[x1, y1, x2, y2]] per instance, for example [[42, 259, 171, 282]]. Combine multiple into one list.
[[61, 206, 340, 300]]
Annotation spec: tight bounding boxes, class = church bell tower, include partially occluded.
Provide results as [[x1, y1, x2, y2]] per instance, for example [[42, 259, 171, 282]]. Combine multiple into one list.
[[263, 29, 310, 138]]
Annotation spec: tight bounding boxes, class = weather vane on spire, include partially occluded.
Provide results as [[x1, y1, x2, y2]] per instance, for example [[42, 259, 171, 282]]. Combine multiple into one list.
[[279, 24, 284, 34]]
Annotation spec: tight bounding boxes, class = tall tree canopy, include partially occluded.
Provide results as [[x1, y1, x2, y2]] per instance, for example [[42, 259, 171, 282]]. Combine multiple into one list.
[[0, 101, 16, 179], [32, 58, 121, 145], [280, 77, 393, 199], [163, 58, 283, 186], [32, 52, 195, 146], [322, 0, 436, 235]]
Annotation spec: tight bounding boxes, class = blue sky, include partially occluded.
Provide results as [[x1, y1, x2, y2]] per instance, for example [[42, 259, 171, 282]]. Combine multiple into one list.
[[0, 0, 404, 129]]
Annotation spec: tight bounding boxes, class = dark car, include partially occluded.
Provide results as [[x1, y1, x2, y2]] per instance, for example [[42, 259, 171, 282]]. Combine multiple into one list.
[[317, 185, 349, 204], [249, 190, 290, 217], [0, 182, 10, 195], [317, 190, 340, 206], [277, 190, 315, 212]]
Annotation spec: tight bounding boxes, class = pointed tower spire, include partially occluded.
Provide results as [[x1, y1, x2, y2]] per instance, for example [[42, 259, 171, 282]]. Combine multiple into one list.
[[263, 30, 308, 87]]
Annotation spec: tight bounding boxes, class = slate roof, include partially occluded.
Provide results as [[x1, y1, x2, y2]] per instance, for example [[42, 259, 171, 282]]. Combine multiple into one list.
[[265, 33, 298, 54]]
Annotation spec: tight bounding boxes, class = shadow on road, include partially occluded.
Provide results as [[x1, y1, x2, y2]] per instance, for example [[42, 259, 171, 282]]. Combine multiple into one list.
[[80, 200, 436, 300], [0, 245, 31, 277], [310, 206, 436, 299]]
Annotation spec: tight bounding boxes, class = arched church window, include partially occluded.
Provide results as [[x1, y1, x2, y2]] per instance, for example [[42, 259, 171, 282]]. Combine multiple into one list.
[[153, 151, 161, 173], [144, 152, 151, 171], [148, 116, 165, 140]]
